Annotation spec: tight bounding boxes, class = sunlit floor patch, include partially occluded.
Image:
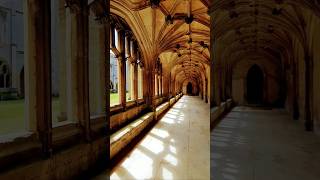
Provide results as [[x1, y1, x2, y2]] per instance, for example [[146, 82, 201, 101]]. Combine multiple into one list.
[[211, 107, 320, 180], [103, 96, 210, 180]]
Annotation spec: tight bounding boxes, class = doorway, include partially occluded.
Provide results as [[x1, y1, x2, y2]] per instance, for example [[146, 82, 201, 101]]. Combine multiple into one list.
[[246, 65, 263, 104], [187, 82, 193, 95]]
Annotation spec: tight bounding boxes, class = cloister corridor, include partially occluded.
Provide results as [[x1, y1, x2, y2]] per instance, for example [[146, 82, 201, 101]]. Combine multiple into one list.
[[97, 96, 210, 180], [211, 107, 320, 180]]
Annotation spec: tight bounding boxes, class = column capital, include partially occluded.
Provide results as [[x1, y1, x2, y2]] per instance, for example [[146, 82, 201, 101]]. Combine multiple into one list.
[[65, 0, 89, 15]]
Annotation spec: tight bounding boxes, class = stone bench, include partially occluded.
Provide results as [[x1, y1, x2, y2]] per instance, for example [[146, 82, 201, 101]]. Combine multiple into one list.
[[156, 102, 170, 118], [169, 97, 176, 106], [110, 112, 154, 159]]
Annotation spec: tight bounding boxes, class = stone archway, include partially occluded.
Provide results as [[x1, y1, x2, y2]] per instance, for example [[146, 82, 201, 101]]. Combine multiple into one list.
[[246, 65, 264, 104]]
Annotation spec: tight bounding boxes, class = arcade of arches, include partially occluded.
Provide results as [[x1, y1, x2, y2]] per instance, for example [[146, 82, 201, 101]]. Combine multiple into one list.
[[0, 0, 210, 179], [1, 0, 320, 179], [210, 0, 320, 179]]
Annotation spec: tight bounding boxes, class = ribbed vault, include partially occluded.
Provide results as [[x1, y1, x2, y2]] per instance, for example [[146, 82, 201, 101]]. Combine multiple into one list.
[[210, 0, 312, 70], [111, 0, 210, 95]]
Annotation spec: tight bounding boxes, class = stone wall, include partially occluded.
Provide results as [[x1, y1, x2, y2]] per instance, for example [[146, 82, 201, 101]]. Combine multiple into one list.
[[0, 137, 107, 179]]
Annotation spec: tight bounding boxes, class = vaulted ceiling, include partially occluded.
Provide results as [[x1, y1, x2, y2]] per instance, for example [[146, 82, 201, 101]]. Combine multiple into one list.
[[210, 0, 320, 69], [110, 0, 210, 86]]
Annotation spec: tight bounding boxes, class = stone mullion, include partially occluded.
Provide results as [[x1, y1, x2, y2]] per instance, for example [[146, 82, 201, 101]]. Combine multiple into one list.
[[157, 74, 160, 96], [97, 21, 107, 115], [118, 30, 126, 109], [133, 62, 138, 101], [26, 0, 52, 155], [57, 0, 67, 122], [154, 73, 157, 96], [125, 35, 131, 58], [144, 67, 154, 108], [69, 1, 91, 141], [110, 24, 116, 49]]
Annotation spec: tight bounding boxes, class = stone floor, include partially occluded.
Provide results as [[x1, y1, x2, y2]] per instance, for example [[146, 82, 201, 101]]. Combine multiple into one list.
[[211, 106, 320, 180], [96, 96, 210, 180]]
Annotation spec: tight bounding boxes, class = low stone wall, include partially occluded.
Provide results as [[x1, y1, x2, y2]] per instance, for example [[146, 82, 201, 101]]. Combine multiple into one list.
[[156, 102, 170, 118], [110, 103, 148, 130], [211, 99, 234, 128], [0, 137, 107, 179], [155, 97, 165, 107], [169, 97, 176, 106], [110, 112, 154, 159], [110, 93, 183, 159]]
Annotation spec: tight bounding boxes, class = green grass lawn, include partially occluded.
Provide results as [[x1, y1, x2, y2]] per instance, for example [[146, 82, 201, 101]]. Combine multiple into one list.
[[0, 99, 25, 134], [1, 93, 133, 134], [0, 98, 60, 135], [110, 92, 133, 106], [110, 93, 120, 106]]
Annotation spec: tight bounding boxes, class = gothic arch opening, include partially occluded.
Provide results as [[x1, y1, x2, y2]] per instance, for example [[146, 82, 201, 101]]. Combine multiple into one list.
[[187, 82, 193, 95], [246, 65, 263, 105]]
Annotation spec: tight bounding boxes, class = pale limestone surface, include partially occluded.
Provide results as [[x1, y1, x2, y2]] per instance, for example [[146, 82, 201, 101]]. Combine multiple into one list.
[[211, 107, 320, 180], [98, 96, 210, 180]]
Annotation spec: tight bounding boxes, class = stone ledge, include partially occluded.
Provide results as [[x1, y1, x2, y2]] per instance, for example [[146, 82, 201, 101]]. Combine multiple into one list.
[[110, 103, 148, 131], [211, 99, 234, 129], [169, 97, 176, 106], [156, 102, 170, 118], [110, 112, 154, 159]]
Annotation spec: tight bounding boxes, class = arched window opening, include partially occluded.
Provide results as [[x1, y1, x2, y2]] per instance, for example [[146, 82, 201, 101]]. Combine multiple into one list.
[[110, 51, 120, 106], [110, 14, 142, 107], [0, 1, 26, 137]]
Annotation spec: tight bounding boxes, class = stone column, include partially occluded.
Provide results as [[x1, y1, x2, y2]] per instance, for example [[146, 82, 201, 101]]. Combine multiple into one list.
[[144, 65, 155, 108], [219, 66, 225, 102], [305, 53, 313, 131], [225, 65, 230, 99], [292, 61, 299, 120], [88, 14, 107, 115], [214, 64, 222, 106], [118, 30, 126, 108], [157, 74, 160, 96], [97, 21, 107, 115], [154, 73, 158, 96], [25, 0, 52, 155], [57, 0, 67, 122], [160, 75, 163, 96], [133, 62, 138, 101], [210, 60, 218, 107], [67, 0, 91, 140]]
